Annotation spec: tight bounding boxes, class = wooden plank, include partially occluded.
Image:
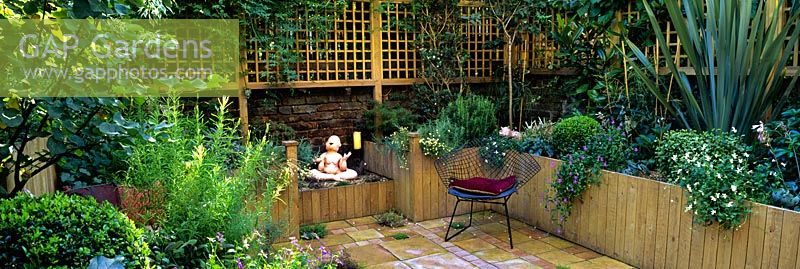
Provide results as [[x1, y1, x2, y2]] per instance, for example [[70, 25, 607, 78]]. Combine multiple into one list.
[[613, 172, 628, 259], [354, 183, 364, 219], [642, 180, 658, 269], [701, 225, 719, 268], [301, 191, 312, 224], [778, 210, 800, 269], [653, 184, 671, 269], [715, 227, 733, 269], [745, 204, 768, 268], [688, 222, 706, 269], [422, 153, 432, 220], [378, 181, 387, 214], [329, 188, 339, 221], [761, 207, 784, 269], [623, 174, 639, 265], [604, 172, 619, 257], [337, 185, 347, 222], [676, 191, 692, 269], [729, 209, 750, 269], [594, 173, 608, 253], [311, 190, 321, 223], [319, 189, 330, 222], [346, 184, 356, 219], [664, 186, 682, 269]]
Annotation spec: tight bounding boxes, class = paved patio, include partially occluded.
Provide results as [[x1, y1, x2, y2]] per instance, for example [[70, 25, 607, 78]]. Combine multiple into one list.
[[287, 211, 633, 269]]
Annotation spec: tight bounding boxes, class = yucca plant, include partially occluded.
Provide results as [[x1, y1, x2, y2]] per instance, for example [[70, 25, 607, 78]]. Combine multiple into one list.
[[628, 0, 800, 133]]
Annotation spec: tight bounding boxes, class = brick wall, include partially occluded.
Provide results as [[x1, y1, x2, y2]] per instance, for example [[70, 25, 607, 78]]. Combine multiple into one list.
[[248, 87, 373, 145]]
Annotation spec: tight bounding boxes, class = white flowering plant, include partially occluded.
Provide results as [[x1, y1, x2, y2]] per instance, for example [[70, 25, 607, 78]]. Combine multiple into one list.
[[383, 127, 411, 168], [656, 130, 771, 228], [479, 135, 520, 168], [418, 118, 465, 157]]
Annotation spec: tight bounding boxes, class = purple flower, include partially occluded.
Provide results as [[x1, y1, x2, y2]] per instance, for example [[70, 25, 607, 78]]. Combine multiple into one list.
[[550, 160, 556, 168], [216, 232, 225, 244], [573, 179, 578, 184], [236, 259, 244, 269], [582, 146, 588, 151], [633, 147, 639, 152], [557, 178, 562, 183]]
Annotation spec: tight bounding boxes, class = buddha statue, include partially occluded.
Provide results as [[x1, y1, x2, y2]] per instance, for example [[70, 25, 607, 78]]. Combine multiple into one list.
[[310, 135, 358, 181]]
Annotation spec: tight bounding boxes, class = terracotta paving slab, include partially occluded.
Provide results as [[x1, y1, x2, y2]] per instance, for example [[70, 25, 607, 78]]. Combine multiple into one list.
[[368, 261, 412, 269], [310, 212, 633, 269], [404, 253, 476, 269], [324, 220, 353, 230], [539, 236, 575, 249], [381, 237, 447, 260], [454, 238, 496, 252], [347, 216, 377, 226], [473, 247, 517, 263], [515, 240, 559, 255], [321, 233, 354, 246], [536, 250, 584, 266], [347, 229, 385, 241], [416, 219, 448, 229], [346, 245, 398, 267], [494, 258, 541, 269]]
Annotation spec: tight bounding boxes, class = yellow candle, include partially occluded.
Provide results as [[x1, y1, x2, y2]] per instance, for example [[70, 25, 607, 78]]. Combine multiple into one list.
[[353, 131, 362, 150]]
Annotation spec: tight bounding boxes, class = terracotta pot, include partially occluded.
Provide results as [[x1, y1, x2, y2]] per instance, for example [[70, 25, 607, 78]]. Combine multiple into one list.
[[65, 183, 121, 208]]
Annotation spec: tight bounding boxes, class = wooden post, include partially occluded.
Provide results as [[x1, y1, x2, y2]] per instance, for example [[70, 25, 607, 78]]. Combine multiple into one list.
[[273, 140, 300, 241], [238, 59, 250, 142], [407, 132, 424, 221], [370, 0, 384, 137]]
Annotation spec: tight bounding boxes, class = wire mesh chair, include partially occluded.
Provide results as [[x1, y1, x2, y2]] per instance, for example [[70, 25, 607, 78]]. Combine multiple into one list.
[[434, 140, 541, 248]]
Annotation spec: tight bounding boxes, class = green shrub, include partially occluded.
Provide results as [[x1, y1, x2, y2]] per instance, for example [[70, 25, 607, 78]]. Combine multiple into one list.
[[363, 102, 419, 137], [418, 118, 466, 157], [300, 223, 327, 240], [656, 130, 769, 228], [375, 210, 406, 228], [440, 95, 498, 141], [552, 115, 600, 155], [124, 97, 291, 248], [0, 193, 150, 268]]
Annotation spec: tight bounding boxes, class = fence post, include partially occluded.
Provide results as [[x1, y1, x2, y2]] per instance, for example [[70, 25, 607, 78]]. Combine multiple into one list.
[[274, 140, 300, 241], [407, 132, 425, 222], [370, 0, 385, 138]]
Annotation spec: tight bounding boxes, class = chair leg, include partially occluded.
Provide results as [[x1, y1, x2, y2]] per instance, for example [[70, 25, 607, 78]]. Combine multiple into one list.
[[504, 196, 513, 249], [444, 199, 460, 241], [468, 200, 474, 227]]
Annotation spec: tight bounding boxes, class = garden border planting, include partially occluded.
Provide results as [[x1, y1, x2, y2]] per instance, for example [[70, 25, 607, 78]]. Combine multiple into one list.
[[345, 135, 800, 269]]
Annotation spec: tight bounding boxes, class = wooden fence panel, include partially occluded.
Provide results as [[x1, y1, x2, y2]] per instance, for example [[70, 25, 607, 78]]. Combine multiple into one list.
[[5, 137, 57, 196]]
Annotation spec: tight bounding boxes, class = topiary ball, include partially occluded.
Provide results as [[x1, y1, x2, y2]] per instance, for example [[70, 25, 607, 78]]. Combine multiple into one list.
[[551, 115, 600, 155], [0, 193, 150, 268]]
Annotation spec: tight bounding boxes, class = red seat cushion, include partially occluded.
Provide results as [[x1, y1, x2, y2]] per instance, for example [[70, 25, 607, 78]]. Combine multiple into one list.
[[450, 176, 517, 195]]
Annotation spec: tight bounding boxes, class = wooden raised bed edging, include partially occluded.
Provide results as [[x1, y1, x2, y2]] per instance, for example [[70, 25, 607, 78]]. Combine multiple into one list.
[[361, 135, 800, 269]]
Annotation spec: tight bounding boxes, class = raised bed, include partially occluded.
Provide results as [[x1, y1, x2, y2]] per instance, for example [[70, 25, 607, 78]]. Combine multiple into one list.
[[277, 136, 800, 269], [350, 135, 800, 269]]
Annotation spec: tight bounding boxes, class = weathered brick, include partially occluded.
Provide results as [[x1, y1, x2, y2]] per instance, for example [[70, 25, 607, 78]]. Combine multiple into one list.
[[277, 106, 292, 115], [306, 96, 329, 104], [317, 103, 342, 111], [292, 105, 317, 114], [283, 97, 306, 105]]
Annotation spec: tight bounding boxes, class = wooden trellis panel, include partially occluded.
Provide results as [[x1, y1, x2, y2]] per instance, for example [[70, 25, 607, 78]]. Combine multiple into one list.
[[380, 1, 418, 82], [243, 1, 799, 90], [461, 4, 504, 79]]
